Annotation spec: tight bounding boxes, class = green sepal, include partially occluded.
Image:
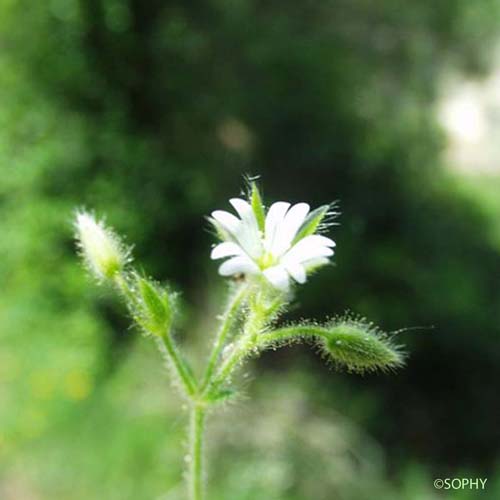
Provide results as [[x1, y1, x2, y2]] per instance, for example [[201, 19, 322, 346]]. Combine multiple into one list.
[[250, 182, 266, 232], [293, 204, 329, 243], [135, 275, 173, 335]]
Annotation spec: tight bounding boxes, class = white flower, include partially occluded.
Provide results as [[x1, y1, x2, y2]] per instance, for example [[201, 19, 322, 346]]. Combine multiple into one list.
[[75, 211, 130, 280], [210, 185, 335, 291]]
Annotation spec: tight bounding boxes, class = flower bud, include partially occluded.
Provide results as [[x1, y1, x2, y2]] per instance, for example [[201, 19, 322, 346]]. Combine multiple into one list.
[[74, 211, 130, 281], [322, 318, 405, 373]]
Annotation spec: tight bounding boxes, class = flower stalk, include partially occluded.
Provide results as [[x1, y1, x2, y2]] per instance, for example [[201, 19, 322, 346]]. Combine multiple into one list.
[[189, 404, 206, 500], [74, 181, 407, 500], [204, 290, 280, 400], [200, 283, 249, 391]]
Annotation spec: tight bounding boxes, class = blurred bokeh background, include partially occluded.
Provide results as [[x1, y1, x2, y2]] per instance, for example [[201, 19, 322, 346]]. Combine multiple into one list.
[[1, 0, 500, 498]]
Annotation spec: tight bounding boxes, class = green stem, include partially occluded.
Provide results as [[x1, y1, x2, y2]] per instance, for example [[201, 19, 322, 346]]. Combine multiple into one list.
[[205, 305, 265, 398], [207, 324, 326, 396], [189, 404, 206, 500], [259, 325, 330, 345], [155, 333, 197, 397], [115, 272, 197, 397], [205, 338, 255, 397], [113, 273, 137, 305], [201, 285, 248, 391]]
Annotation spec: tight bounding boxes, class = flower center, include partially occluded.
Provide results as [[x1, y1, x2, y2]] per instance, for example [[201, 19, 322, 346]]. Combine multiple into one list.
[[257, 251, 277, 270]]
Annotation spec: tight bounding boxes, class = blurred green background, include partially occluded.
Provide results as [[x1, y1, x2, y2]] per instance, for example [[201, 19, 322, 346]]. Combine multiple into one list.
[[2, 0, 500, 498]]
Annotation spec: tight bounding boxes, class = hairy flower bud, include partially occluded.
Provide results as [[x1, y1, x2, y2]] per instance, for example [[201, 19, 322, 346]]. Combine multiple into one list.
[[74, 211, 130, 281], [322, 318, 405, 373]]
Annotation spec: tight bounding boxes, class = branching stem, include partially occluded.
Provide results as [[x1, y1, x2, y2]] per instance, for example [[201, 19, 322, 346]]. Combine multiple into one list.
[[201, 284, 248, 391], [116, 272, 197, 396], [156, 333, 197, 397], [204, 302, 267, 399]]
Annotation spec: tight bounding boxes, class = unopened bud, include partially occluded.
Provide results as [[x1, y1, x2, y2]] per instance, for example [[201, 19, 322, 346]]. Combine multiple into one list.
[[322, 318, 405, 373], [74, 211, 130, 281]]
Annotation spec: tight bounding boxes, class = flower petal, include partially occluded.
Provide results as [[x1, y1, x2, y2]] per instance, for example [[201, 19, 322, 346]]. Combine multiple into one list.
[[272, 202, 310, 255], [229, 198, 253, 219], [283, 236, 334, 264], [211, 210, 241, 235], [294, 204, 330, 243], [284, 261, 306, 284], [210, 242, 243, 260], [298, 234, 336, 247], [264, 201, 290, 251], [218, 255, 259, 276], [263, 265, 290, 291], [294, 245, 333, 262], [229, 198, 262, 258], [302, 257, 330, 271]]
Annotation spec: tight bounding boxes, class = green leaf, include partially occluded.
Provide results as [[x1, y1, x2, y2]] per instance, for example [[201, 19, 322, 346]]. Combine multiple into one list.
[[250, 182, 265, 231], [293, 204, 329, 243]]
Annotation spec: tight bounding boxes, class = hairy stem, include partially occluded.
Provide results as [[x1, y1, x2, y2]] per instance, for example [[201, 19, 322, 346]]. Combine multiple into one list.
[[201, 284, 248, 391], [259, 325, 330, 345], [115, 272, 197, 397], [204, 304, 266, 398], [155, 333, 197, 397], [113, 273, 137, 305], [206, 336, 256, 397], [189, 404, 206, 500]]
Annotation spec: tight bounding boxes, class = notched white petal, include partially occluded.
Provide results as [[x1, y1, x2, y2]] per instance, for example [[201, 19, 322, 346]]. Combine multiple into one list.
[[283, 238, 334, 264], [218, 255, 259, 276], [210, 242, 243, 260], [263, 265, 290, 291], [273, 202, 310, 255], [211, 210, 241, 235], [285, 261, 307, 284], [264, 201, 291, 250], [227, 197, 262, 258], [302, 234, 336, 247], [303, 256, 330, 271], [229, 198, 253, 219]]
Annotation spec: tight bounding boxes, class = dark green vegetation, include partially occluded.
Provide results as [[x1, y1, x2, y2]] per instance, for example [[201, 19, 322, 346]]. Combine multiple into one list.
[[1, 0, 500, 498]]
